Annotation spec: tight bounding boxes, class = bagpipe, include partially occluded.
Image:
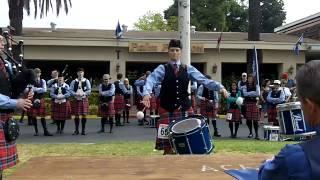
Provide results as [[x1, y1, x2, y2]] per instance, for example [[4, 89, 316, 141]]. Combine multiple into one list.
[[1, 29, 36, 98]]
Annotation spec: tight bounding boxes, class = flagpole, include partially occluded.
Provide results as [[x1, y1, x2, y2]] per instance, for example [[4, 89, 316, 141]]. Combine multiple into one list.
[[178, 0, 191, 66]]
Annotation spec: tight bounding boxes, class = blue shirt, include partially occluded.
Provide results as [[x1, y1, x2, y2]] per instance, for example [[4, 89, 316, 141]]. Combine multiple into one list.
[[196, 84, 219, 101], [267, 89, 285, 104], [259, 128, 320, 180], [69, 78, 92, 96], [50, 83, 71, 99], [98, 83, 115, 97], [143, 60, 224, 96], [0, 94, 17, 109]]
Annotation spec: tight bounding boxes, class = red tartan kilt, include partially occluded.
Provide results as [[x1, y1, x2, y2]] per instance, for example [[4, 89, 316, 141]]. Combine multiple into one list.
[[98, 102, 115, 117], [51, 101, 72, 120], [124, 99, 131, 110], [156, 98, 160, 110], [155, 106, 194, 151], [149, 95, 157, 111], [245, 102, 260, 121], [114, 95, 125, 112], [71, 98, 89, 115], [200, 100, 217, 118], [136, 96, 144, 111], [268, 107, 278, 124], [0, 114, 18, 170], [27, 98, 46, 117], [227, 109, 241, 122]]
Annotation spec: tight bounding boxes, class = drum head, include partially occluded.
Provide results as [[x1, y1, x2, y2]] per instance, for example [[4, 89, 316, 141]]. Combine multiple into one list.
[[171, 118, 202, 134]]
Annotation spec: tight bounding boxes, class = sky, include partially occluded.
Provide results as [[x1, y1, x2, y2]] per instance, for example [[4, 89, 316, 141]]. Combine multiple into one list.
[[0, 0, 319, 30]]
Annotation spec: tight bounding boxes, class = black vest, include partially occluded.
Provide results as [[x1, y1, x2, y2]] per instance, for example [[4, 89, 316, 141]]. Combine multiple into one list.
[[229, 91, 238, 109], [159, 63, 190, 112], [73, 80, 87, 92], [114, 81, 124, 95], [33, 79, 45, 99], [0, 62, 13, 113], [244, 84, 258, 102], [54, 85, 67, 95], [202, 87, 214, 100], [270, 90, 283, 107], [300, 135, 320, 179], [0, 66, 11, 97], [100, 84, 113, 102], [124, 85, 131, 100]]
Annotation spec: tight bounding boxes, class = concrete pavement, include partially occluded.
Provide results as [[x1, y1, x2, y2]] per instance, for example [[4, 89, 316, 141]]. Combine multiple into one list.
[[17, 117, 267, 144]]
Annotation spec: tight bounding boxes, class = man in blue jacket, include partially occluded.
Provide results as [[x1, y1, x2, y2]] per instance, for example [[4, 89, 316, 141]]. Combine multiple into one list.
[[259, 60, 320, 179]]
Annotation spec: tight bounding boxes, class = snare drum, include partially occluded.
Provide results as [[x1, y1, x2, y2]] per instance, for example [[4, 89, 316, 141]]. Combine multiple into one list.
[[277, 102, 310, 135], [168, 115, 213, 154], [263, 125, 280, 141]]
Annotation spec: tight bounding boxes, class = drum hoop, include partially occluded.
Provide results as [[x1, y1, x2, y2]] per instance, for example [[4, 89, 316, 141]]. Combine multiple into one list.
[[170, 120, 206, 136], [263, 126, 280, 131]]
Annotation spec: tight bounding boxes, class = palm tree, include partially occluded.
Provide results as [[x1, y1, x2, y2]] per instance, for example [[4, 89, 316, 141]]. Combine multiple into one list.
[[8, 0, 72, 35]]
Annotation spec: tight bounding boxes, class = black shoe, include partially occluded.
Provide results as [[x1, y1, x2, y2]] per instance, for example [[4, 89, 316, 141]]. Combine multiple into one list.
[[34, 132, 39, 136], [255, 136, 260, 140], [81, 131, 86, 135], [248, 134, 253, 138], [98, 129, 105, 133], [214, 132, 221, 137], [72, 130, 79, 135], [56, 130, 60, 134], [60, 130, 64, 134], [44, 131, 53, 136]]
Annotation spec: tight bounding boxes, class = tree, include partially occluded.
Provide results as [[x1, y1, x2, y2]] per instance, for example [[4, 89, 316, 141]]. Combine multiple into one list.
[[164, 0, 229, 31], [133, 11, 170, 31], [163, 0, 286, 33], [8, 0, 72, 35], [225, 0, 248, 32], [261, 0, 286, 33]]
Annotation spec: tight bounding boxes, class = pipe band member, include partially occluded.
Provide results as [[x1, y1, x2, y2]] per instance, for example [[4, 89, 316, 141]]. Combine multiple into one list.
[[70, 68, 91, 135], [226, 81, 242, 138], [266, 80, 285, 126], [28, 68, 52, 136], [142, 39, 228, 154], [98, 74, 115, 133], [243, 74, 260, 139], [0, 35, 33, 179], [50, 74, 71, 134]]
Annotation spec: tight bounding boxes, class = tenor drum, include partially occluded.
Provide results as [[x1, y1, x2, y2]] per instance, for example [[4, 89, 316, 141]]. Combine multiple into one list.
[[168, 115, 213, 154], [276, 102, 313, 135]]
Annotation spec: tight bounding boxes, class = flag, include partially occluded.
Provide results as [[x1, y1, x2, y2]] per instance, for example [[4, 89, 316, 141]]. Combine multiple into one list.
[[216, 32, 223, 53], [252, 46, 260, 86], [293, 33, 304, 55], [115, 20, 123, 39]]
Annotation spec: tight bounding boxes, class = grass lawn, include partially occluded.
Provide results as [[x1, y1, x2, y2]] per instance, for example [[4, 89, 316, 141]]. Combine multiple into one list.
[[4, 139, 295, 177]]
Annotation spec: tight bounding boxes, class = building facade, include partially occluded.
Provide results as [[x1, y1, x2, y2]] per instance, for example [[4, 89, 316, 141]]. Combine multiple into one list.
[[12, 28, 320, 87]]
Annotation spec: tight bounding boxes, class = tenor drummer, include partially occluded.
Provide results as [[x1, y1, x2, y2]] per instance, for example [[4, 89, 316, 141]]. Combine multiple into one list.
[[98, 74, 115, 133], [243, 74, 260, 139], [142, 39, 228, 155], [28, 68, 52, 136], [50, 74, 71, 134], [266, 80, 285, 126], [70, 68, 91, 135], [197, 75, 221, 137]]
